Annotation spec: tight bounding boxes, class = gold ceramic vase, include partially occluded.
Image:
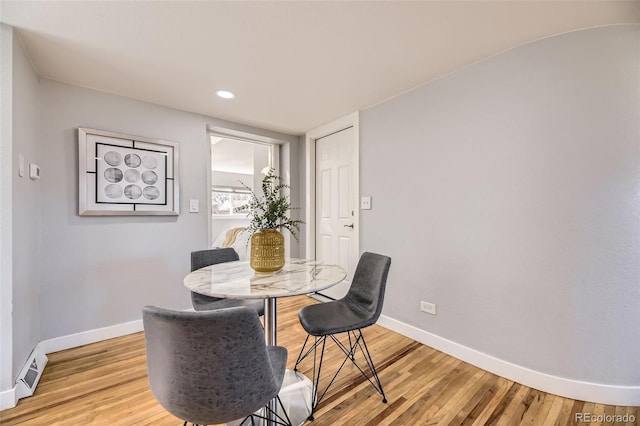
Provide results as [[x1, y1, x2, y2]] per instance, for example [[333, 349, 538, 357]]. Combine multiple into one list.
[[250, 229, 285, 273]]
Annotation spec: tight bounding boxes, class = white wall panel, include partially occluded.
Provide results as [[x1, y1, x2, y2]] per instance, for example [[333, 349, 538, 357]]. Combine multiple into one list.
[[338, 166, 350, 219], [320, 169, 331, 218]]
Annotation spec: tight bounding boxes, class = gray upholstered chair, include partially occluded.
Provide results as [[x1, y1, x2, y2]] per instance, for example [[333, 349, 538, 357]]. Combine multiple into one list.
[[293, 252, 392, 419], [143, 305, 291, 426], [190, 247, 265, 316]]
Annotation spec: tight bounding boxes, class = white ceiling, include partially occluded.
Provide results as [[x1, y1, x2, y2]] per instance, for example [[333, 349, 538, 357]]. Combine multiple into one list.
[[1, 1, 638, 135]]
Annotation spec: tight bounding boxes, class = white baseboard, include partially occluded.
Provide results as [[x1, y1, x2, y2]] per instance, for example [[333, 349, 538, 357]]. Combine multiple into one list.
[[39, 319, 143, 355], [0, 387, 16, 411], [377, 315, 640, 406]]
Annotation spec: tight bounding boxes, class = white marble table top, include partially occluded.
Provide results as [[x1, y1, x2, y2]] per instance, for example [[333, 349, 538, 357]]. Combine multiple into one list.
[[183, 258, 347, 299]]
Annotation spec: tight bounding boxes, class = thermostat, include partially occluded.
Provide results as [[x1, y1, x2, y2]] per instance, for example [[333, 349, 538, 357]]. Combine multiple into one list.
[[29, 164, 40, 180]]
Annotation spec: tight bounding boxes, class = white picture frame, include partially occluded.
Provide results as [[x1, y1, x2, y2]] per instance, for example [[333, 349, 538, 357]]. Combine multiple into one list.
[[78, 127, 180, 216]]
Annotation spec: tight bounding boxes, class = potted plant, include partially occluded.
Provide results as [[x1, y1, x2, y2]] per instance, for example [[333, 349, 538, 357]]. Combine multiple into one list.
[[240, 168, 302, 273]]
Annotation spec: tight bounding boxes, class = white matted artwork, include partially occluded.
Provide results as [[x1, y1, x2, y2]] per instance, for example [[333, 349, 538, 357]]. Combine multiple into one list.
[[78, 127, 180, 215]]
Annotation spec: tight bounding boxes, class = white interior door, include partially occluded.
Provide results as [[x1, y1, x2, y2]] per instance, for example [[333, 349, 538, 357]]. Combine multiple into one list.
[[315, 126, 358, 299]]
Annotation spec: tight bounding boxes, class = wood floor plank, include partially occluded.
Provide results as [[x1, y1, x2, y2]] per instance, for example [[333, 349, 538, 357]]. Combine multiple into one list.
[[377, 357, 464, 425], [420, 366, 485, 423], [493, 382, 530, 425], [625, 406, 638, 426], [450, 374, 500, 425], [514, 388, 545, 424], [555, 398, 577, 426], [1, 295, 636, 425], [431, 369, 489, 424], [542, 394, 565, 425], [522, 392, 553, 425], [464, 376, 512, 426]]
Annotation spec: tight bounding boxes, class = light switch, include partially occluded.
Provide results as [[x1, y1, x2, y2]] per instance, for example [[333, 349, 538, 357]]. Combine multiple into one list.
[[18, 155, 25, 177], [361, 196, 372, 210], [189, 199, 200, 213]]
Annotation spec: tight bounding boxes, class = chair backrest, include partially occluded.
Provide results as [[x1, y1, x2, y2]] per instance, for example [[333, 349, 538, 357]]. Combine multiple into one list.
[[343, 252, 392, 326], [190, 247, 239, 272], [142, 306, 279, 425]]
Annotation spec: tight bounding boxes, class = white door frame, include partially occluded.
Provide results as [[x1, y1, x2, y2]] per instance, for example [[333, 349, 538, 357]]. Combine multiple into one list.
[[305, 112, 360, 260]]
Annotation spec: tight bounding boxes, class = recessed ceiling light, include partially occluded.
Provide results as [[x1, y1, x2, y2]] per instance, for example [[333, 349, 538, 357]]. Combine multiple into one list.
[[216, 90, 235, 99]]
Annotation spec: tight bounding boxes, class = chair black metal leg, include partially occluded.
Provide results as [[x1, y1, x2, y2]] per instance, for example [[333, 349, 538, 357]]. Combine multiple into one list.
[[246, 395, 292, 426], [353, 330, 387, 402], [295, 329, 387, 418], [294, 334, 330, 419], [347, 331, 356, 361], [275, 395, 293, 426], [309, 336, 327, 420], [316, 336, 353, 405], [293, 334, 312, 371]]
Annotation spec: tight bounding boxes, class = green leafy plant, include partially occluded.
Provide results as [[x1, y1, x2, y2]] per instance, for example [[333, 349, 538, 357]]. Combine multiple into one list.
[[239, 168, 303, 239]]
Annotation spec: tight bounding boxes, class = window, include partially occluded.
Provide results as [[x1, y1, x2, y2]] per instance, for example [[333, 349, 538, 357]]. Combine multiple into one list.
[[211, 186, 252, 216]]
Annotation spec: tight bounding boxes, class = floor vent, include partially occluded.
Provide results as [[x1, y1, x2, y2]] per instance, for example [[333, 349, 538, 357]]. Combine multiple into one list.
[[15, 346, 48, 400]]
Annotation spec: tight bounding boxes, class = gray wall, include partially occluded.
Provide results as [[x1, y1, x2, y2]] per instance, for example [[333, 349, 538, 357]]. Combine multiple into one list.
[[10, 33, 41, 381], [38, 80, 298, 340], [360, 25, 640, 386]]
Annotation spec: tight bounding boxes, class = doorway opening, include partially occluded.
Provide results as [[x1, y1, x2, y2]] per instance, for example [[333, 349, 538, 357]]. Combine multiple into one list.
[[305, 112, 360, 300], [209, 134, 278, 260]]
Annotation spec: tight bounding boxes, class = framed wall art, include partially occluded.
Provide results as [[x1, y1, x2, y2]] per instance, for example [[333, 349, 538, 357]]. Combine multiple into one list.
[[78, 128, 180, 216]]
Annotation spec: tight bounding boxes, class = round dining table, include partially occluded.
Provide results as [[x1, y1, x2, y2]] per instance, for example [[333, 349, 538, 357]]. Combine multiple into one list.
[[184, 258, 347, 426]]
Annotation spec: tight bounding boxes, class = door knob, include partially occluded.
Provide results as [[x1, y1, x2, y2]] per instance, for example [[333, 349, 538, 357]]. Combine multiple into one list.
[[344, 224, 354, 229]]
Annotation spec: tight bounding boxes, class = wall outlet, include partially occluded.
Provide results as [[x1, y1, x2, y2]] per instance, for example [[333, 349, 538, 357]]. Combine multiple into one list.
[[29, 164, 40, 180], [420, 301, 437, 315]]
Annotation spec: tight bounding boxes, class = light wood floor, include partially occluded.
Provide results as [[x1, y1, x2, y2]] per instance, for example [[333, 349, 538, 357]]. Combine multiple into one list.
[[1, 296, 637, 425]]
